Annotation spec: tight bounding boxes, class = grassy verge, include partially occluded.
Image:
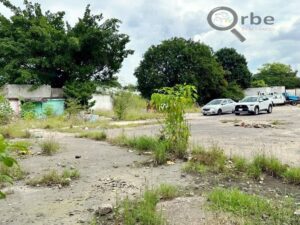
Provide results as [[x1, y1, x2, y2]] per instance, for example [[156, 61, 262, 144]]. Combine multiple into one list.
[[109, 134, 169, 165], [76, 131, 107, 141], [208, 188, 300, 224], [26, 169, 80, 187], [40, 138, 60, 155], [183, 145, 300, 185], [8, 140, 31, 155], [0, 164, 26, 184]]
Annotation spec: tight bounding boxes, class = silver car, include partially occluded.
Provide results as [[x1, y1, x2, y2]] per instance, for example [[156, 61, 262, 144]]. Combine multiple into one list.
[[202, 98, 236, 115]]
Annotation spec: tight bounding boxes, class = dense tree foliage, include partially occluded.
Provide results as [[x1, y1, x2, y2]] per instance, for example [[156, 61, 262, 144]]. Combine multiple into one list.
[[252, 63, 300, 89], [0, 0, 133, 107], [134, 38, 227, 103], [215, 48, 252, 89]]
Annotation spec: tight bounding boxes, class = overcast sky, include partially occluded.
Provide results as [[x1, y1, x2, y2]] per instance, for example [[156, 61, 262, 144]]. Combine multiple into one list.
[[1, 0, 299, 85]]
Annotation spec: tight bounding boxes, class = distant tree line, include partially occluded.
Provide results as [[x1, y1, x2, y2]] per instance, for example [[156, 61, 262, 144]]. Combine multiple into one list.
[[0, 1, 298, 107]]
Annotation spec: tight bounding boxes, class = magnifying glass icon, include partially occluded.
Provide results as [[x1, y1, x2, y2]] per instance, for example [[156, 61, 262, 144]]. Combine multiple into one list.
[[207, 6, 246, 42]]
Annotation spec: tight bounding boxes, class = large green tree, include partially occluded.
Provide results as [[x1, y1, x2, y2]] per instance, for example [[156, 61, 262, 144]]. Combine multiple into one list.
[[252, 63, 300, 89], [215, 48, 252, 89], [134, 38, 227, 103], [0, 0, 133, 106]]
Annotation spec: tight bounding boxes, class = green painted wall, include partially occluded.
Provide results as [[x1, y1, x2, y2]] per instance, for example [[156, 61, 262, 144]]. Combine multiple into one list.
[[33, 99, 64, 117]]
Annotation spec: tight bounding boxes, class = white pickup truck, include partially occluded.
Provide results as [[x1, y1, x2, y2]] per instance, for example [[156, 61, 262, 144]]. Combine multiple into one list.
[[235, 96, 273, 115]]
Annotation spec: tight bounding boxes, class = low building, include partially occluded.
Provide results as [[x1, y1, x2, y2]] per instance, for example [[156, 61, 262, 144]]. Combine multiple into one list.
[[0, 84, 65, 117]]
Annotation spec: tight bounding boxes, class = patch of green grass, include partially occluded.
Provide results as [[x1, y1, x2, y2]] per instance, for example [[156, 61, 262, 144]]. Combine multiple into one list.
[[251, 155, 288, 178], [208, 188, 299, 225], [115, 188, 165, 225], [76, 131, 107, 141], [26, 169, 80, 187], [40, 139, 60, 155], [283, 168, 300, 185], [231, 156, 248, 172], [0, 126, 31, 139], [182, 161, 207, 174], [156, 184, 179, 200], [190, 145, 226, 172], [110, 134, 168, 165]]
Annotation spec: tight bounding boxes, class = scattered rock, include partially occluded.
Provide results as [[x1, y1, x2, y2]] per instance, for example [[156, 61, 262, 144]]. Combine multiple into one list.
[[113, 164, 118, 168], [75, 155, 81, 159], [95, 204, 113, 216]]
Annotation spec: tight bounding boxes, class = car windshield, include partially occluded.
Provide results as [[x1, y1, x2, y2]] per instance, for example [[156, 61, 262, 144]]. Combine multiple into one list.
[[241, 97, 258, 103], [207, 99, 223, 105]]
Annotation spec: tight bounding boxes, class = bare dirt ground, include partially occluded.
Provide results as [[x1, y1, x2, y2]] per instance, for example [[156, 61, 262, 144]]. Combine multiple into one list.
[[1, 105, 300, 225], [0, 131, 194, 225]]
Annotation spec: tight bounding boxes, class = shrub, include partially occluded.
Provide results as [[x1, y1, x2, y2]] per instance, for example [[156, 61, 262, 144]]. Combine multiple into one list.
[[77, 131, 107, 141], [182, 161, 207, 174], [232, 156, 248, 172], [151, 85, 197, 159], [0, 95, 13, 125], [40, 138, 60, 155], [7, 141, 31, 155], [21, 102, 36, 120], [113, 91, 132, 120]]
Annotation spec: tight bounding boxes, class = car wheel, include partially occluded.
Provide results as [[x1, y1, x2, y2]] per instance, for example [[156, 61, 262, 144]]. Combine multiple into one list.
[[291, 101, 297, 106], [267, 105, 273, 113], [254, 106, 259, 115], [217, 109, 222, 115]]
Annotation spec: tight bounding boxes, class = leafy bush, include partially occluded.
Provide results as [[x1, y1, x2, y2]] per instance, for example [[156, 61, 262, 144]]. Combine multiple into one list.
[[151, 84, 197, 158], [113, 91, 132, 120], [21, 102, 36, 120], [0, 95, 13, 125]]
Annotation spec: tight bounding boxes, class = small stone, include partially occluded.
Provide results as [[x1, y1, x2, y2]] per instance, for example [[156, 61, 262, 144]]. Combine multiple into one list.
[[69, 212, 74, 216], [95, 204, 113, 216], [167, 161, 175, 165], [113, 165, 118, 168], [75, 155, 81, 159]]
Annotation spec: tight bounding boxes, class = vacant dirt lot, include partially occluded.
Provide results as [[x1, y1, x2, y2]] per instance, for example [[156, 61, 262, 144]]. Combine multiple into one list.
[[0, 105, 299, 225], [109, 105, 300, 166]]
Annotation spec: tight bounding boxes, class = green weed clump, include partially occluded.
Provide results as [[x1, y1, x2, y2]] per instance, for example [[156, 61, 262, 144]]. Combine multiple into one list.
[[283, 168, 300, 185], [189, 145, 227, 172], [114, 185, 178, 225], [40, 138, 60, 155], [208, 188, 299, 224], [27, 169, 80, 187], [77, 131, 107, 141]]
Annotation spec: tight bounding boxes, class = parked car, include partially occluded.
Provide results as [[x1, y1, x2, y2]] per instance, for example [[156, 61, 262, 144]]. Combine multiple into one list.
[[202, 99, 236, 115], [235, 96, 273, 115], [283, 92, 300, 105]]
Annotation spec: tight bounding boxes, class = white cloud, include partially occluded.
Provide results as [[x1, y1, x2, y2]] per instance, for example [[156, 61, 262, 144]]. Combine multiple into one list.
[[1, 0, 299, 84]]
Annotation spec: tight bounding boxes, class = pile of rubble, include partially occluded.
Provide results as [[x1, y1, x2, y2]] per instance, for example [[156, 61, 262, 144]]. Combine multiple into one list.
[[234, 122, 275, 129]]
